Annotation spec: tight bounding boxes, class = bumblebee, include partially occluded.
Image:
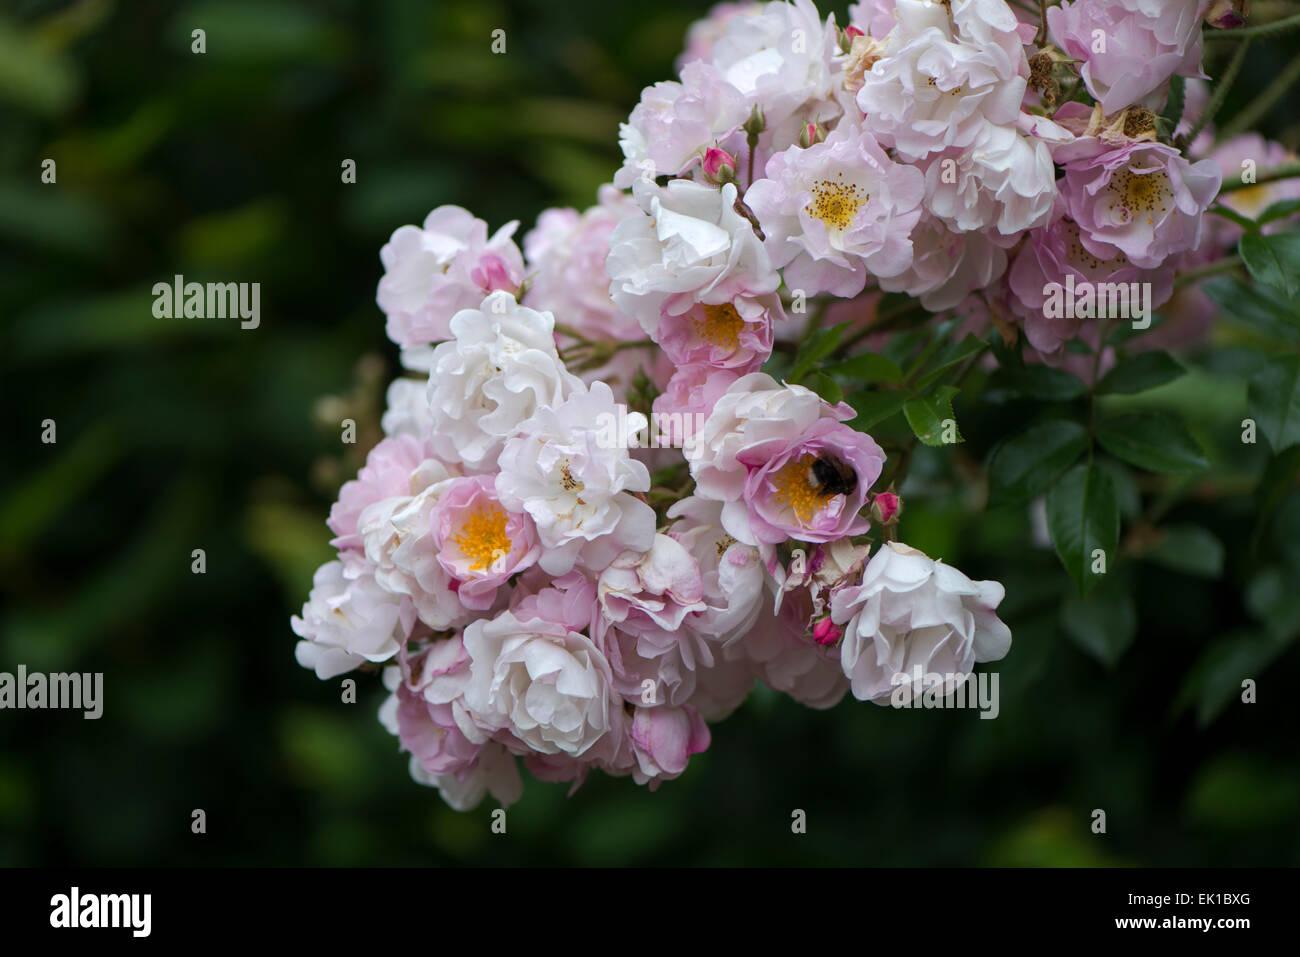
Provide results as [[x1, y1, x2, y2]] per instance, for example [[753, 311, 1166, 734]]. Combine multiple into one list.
[[809, 455, 857, 498]]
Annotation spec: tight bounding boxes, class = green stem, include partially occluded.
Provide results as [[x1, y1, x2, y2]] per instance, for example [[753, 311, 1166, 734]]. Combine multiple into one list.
[[1221, 54, 1300, 138], [1217, 160, 1300, 193], [1184, 38, 1251, 146], [1173, 254, 1242, 290]]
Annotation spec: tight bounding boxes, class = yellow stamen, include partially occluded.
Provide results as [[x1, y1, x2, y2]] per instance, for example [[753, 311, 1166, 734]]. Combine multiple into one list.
[[772, 454, 822, 524], [452, 504, 512, 572], [693, 302, 745, 350], [1107, 167, 1174, 226], [807, 173, 869, 232]]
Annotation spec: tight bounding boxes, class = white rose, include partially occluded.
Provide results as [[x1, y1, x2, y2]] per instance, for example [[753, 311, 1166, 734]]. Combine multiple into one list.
[[291, 558, 414, 679], [830, 541, 1012, 703], [462, 610, 621, 758], [607, 178, 779, 340], [426, 291, 582, 472], [496, 381, 656, 575]]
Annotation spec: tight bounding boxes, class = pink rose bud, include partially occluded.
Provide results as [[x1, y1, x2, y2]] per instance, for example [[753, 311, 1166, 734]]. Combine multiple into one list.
[[812, 617, 842, 646], [797, 122, 826, 149], [844, 25, 864, 40], [1205, 0, 1249, 29], [702, 147, 737, 185], [871, 491, 901, 526]]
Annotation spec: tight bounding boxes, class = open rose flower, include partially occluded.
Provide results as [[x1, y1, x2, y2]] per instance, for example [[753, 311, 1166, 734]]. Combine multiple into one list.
[[607, 177, 780, 340], [461, 609, 624, 760], [745, 127, 925, 296], [431, 475, 540, 610], [689, 372, 886, 546], [830, 542, 1012, 704], [495, 381, 656, 575], [1059, 139, 1221, 269], [426, 291, 582, 472], [1047, 0, 1209, 116]]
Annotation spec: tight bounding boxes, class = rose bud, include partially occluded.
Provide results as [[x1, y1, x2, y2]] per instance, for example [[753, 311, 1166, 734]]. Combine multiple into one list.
[[871, 491, 901, 526], [702, 147, 737, 185]]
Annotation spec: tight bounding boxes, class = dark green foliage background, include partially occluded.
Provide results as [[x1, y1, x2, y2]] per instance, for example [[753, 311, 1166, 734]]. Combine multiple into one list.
[[2, 0, 1298, 866]]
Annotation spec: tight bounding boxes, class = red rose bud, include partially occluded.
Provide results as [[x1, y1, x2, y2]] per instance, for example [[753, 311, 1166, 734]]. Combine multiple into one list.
[[845, 25, 864, 40], [702, 147, 737, 185], [812, 617, 842, 646], [1205, 0, 1249, 28], [871, 491, 901, 526]]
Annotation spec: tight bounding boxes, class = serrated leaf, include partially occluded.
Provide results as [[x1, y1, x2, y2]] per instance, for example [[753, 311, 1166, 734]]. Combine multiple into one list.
[[1095, 412, 1209, 474], [787, 321, 850, 383], [988, 420, 1088, 506], [1239, 230, 1300, 301], [1046, 462, 1120, 594], [1247, 354, 1300, 451], [902, 385, 961, 447], [1095, 351, 1185, 395]]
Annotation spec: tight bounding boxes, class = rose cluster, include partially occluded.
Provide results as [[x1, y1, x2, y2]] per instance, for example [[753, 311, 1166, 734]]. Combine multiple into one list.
[[293, 0, 1271, 810]]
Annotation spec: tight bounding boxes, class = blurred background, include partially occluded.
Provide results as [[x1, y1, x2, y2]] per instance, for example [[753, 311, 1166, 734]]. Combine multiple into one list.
[[2, 0, 1299, 866]]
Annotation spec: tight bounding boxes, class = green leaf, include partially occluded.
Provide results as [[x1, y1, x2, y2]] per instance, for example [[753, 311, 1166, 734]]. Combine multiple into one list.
[[1046, 462, 1120, 593], [801, 370, 843, 404], [1247, 354, 1300, 451], [1095, 412, 1210, 474], [1239, 230, 1300, 301], [787, 321, 850, 382], [846, 391, 906, 430], [984, 364, 1087, 402], [1094, 351, 1185, 395], [912, 333, 987, 391], [1060, 580, 1136, 668], [1141, 524, 1225, 579], [826, 352, 903, 384], [1174, 627, 1293, 728], [987, 420, 1088, 506], [1203, 275, 1300, 342], [902, 385, 961, 447], [1257, 198, 1300, 227]]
